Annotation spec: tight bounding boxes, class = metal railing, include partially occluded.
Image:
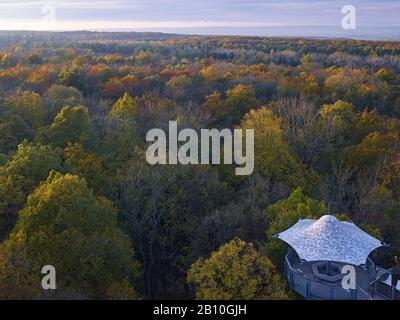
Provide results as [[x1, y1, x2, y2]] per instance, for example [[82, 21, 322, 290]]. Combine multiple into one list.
[[285, 253, 368, 300], [369, 267, 400, 300], [285, 251, 399, 300], [366, 256, 400, 300]]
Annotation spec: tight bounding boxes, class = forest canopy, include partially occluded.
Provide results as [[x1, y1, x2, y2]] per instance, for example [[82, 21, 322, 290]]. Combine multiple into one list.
[[0, 31, 399, 299]]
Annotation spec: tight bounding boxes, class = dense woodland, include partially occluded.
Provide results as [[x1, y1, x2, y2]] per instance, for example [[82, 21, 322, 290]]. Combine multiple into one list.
[[0, 31, 399, 300]]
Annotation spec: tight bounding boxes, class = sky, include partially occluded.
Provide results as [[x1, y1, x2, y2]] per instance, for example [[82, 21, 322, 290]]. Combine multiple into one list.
[[0, 0, 399, 33]]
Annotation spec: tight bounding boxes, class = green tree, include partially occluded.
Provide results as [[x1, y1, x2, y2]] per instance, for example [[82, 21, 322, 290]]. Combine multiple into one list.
[[193, 175, 289, 257], [43, 84, 83, 124], [200, 91, 225, 124], [5, 89, 45, 130], [187, 239, 288, 300], [382, 155, 400, 199], [300, 54, 313, 65], [57, 67, 87, 95], [0, 113, 34, 153], [36, 105, 93, 149], [344, 131, 398, 173], [64, 143, 106, 195], [0, 174, 24, 241], [318, 100, 358, 166], [320, 100, 355, 130], [6, 172, 140, 299], [375, 68, 395, 83], [1, 142, 62, 192], [358, 184, 400, 265], [0, 143, 62, 239], [103, 93, 142, 168], [359, 185, 397, 235], [224, 84, 258, 126], [263, 188, 328, 267], [113, 161, 226, 299], [239, 107, 311, 190], [0, 244, 40, 300]]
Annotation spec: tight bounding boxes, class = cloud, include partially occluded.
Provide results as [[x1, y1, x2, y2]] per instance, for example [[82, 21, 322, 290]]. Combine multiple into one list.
[[0, 0, 398, 30]]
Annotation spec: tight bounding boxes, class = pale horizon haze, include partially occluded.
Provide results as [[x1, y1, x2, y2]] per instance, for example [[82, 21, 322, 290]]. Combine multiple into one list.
[[0, 0, 399, 38]]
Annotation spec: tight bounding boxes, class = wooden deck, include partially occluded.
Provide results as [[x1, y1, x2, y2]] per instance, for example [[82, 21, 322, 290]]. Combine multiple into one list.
[[285, 251, 395, 300]]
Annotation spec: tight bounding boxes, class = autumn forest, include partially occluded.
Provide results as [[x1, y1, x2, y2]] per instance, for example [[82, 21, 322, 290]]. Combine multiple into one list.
[[0, 31, 399, 300]]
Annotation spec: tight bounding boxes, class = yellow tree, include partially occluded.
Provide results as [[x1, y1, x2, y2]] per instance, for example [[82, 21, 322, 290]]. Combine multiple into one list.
[[239, 107, 311, 190], [187, 239, 287, 300], [5, 89, 45, 130]]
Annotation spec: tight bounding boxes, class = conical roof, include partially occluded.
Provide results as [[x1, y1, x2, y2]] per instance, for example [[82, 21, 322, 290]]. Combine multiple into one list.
[[275, 215, 384, 266]]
